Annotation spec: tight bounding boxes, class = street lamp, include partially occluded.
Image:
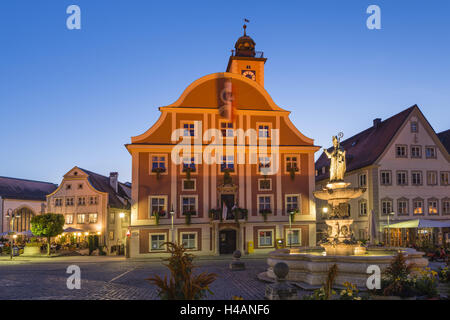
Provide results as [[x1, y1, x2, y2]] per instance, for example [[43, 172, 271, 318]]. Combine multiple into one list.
[[170, 205, 175, 243], [387, 211, 395, 247], [288, 210, 294, 249], [6, 209, 21, 260]]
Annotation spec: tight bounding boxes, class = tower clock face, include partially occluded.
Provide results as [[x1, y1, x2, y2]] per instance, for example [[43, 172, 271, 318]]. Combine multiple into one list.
[[241, 70, 256, 81]]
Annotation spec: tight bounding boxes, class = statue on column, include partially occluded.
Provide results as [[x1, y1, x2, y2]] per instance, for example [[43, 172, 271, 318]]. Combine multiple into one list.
[[323, 134, 346, 182]]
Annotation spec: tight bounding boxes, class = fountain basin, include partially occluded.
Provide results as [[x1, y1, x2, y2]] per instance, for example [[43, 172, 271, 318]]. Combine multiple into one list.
[[264, 247, 428, 289]]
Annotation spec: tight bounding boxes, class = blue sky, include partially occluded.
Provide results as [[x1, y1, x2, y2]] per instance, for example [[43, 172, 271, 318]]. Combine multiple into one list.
[[0, 0, 449, 184]]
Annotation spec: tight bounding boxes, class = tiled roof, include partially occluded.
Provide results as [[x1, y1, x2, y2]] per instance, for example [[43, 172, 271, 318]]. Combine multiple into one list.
[[0, 177, 58, 201], [438, 129, 450, 155], [78, 168, 131, 210], [315, 105, 417, 181]]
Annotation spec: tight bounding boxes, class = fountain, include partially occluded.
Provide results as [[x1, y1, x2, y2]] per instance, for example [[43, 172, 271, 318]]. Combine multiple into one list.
[[261, 134, 428, 289]]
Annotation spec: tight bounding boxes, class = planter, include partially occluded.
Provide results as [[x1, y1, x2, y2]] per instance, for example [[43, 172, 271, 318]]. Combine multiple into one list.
[[23, 245, 42, 256]]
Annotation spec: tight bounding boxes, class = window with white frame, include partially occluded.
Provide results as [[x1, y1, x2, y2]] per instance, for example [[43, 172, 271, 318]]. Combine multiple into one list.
[[411, 145, 422, 158], [380, 171, 392, 185], [88, 213, 98, 224], [55, 198, 63, 207], [150, 234, 166, 251], [285, 195, 300, 213], [151, 155, 167, 173], [358, 173, 367, 187], [181, 156, 196, 173], [181, 196, 197, 215], [258, 155, 271, 173], [397, 171, 408, 186], [359, 200, 368, 216], [150, 196, 167, 217], [413, 198, 424, 215], [220, 121, 234, 138], [395, 145, 407, 158], [257, 123, 271, 138], [412, 171, 422, 185], [425, 146, 436, 159], [65, 214, 73, 224], [258, 230, 273, 247], [381, 199, 393, 215], [427, 171, 438, 185], [89, 196, 98, 205], [397, 199, 409, 215], [428, 199, 438, 215], [182, 179, 196, 191], [258, 195, 272, 212], [77, 213, 86, 224], [443, 199, 450, 215], [181, 122, 197, 137], [181, 233, 197, 250], [441, 172, 449, 186], [258, 178, 272, 191], [285, 155, 299, 173], [66, 197, 74, 206], [286, 229, 301, 246], [78, 197, 86, 206], [221, 155, 235, 172]]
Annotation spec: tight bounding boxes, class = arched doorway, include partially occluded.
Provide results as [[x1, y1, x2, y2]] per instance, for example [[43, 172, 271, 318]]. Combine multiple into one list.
[[219, 229, 237, 254], [11, 207, 35, 232]]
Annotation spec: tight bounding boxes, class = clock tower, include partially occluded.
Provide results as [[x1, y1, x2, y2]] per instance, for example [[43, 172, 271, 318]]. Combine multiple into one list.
[[226, 24, 267, 87]]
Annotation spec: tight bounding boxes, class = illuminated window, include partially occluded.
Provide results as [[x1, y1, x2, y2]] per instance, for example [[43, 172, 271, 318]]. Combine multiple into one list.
[[77, 214, 86, 224], [428, 199, 438, 215], [286, 229, 301, 246], [88, 213, 98, 224], [413, 199, 424, 215], [149, 196, 167, 217], [258, 230, 273, 247], [65, 214, 73, 224]]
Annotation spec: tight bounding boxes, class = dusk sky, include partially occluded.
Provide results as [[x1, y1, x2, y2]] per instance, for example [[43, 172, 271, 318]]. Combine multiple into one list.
[[1, 0, 449, 184]]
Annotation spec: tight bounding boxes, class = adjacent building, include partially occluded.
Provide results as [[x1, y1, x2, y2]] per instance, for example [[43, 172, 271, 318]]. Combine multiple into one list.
[[315, 105, 450, 245], [46, 167, 131, 251], [126, 27, 319, 257], [0, 177, 58, 233]]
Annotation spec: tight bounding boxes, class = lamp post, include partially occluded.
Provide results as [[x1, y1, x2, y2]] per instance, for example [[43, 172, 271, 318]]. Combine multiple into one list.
[[119, 212, 125, 255], [387, 211, 395, 247], [170, 205, 175, 243], [288, 210, 294, 249], [6, 209, 21, 260]]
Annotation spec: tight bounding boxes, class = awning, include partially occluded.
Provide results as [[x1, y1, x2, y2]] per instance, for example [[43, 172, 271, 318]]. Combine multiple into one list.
[[63, 227, 84, 233], [384, 219, 450, 229]]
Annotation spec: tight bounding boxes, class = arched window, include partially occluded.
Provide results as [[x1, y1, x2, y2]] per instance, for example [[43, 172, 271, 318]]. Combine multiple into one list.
[[11, 207, 35, 232]]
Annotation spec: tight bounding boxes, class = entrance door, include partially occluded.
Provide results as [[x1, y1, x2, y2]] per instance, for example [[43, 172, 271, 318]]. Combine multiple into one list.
[[219, 229, 237, 254], [221, 194, 235, 220]]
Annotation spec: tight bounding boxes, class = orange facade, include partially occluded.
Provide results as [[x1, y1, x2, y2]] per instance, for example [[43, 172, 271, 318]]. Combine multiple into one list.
[[126, 31, 319, 257]]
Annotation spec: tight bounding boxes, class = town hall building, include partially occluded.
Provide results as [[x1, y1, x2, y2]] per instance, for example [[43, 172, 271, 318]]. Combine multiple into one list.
[[126, 26, 319, 257]]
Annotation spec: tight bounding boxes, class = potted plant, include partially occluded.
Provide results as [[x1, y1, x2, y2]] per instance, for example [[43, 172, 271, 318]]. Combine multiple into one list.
[[222, 168, 234, 184], [287, 165, 299, 180], [151, 210, 161, 225], [182, 166, 195, 180], [184, 210, 196, 225], [152, 167, 166, 180], [259, 208, 272, 222]]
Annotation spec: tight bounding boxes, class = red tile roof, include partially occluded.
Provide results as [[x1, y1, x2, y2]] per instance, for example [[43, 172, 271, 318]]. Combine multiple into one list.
[[315, 105, 417, 181]]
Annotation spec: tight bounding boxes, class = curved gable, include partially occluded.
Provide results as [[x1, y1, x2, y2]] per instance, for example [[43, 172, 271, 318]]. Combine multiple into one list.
[[167, 73, 284, 111]]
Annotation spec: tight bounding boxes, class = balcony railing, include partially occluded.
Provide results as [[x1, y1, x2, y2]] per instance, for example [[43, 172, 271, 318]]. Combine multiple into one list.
[[230, 50, 264, 58]]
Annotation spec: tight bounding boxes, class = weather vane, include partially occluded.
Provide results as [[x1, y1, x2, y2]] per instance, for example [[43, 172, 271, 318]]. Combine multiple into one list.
[[243, 18, 250, 35]]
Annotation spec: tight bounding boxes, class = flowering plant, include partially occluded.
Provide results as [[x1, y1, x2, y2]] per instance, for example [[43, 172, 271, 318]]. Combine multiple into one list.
[[339, 282, 363, 300]]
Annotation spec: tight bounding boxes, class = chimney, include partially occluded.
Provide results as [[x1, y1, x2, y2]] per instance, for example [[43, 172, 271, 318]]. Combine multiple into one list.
[[373, 118, 382, 128], [109, 172, 118, 193]]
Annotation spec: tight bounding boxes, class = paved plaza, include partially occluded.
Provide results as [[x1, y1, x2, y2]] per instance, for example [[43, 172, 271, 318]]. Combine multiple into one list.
[[0, 256, 274, 300]]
